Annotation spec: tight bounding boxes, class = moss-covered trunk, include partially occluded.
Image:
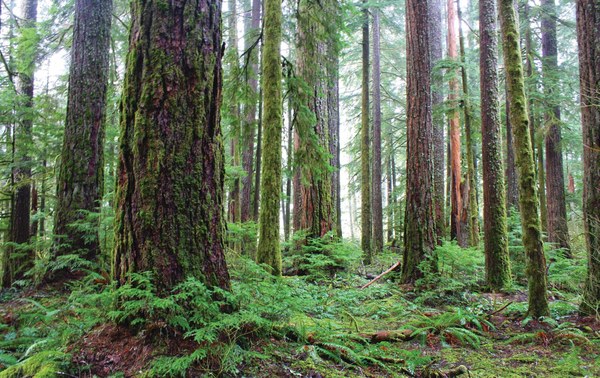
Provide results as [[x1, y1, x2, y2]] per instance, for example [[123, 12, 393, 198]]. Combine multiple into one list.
[[480, 0, 511, 290], [360, 0, 372, 263], [402, 0, 436, 283], [113, 0, 230, 292], [505, 93, 520, 210], [576, 0, 600, 315], [498, 0, 549, 317], [53, 0, 112, 271], [256, 0, 283, 275]]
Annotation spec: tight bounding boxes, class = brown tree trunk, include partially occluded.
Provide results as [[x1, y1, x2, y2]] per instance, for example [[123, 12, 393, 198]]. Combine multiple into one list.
[[371, 8, 383, 253], [402, 0, 436, 283], [253, 89, 262, 221], [505, 92, 520, 210], [113, 0, 230, 292], [227, 0, 241, 224], [360, 0, 372, 262]]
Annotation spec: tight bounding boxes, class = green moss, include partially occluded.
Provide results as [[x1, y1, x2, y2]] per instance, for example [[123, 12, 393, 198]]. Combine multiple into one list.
[[0, 351, 68, 378]]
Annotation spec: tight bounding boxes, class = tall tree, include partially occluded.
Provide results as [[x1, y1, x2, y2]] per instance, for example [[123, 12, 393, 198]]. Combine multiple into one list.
[[4, 0, 38, 287], [360, 0, 372, 262], [371, 7, 383, 254], [576, 0, 600, 315], [505, 90, 519, 210], [402, 0, 436, 283], [541, 0, 571, 255], [499, 0, 549, 317], [256, 0, 283, 275], [53, 0, 113, 270], [480, 0, 511, 290], [327, 18, 342, 239], [112, 0, 230, 292], [429, 0, 445, 242], [227, 0, 241, 224]]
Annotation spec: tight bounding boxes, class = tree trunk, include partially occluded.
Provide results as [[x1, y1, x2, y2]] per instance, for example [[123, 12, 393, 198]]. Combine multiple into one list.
[[480, 0, 511, 290], [576, 0, 600, 315], [227, 0, 241, 224], [498, 0, 549, 317], [429, 0, 445, 243], [53, 0, 112, 272], [386, 155, 394, 243], [541, 0, 571, 255], [113, 0, 230, 292], [361, 0, 372, 263], [253, 89, 262, 221], [505, 92, 519, 210], [284, 97, 293, 242], [402, 0, 436, 283], [256, 0, 283, 275], [371, 8, 383, 254]]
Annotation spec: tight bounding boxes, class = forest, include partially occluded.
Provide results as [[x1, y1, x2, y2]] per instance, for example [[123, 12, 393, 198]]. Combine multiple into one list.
[[0, 0, 599, 376]]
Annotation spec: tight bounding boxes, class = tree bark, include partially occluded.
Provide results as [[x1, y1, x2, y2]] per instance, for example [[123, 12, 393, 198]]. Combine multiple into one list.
[[227, 0, 241, 224], [113, 0, 230, 292], [256, 0, 283, 275], [402, 0, 436, 283], [576, 0, 600, 315], [361, 0, 372, 263], [505, 91, 519, 210], [541, 0, 571, 255], [371, 8, 383, 253], [480, 0, 511, 290], [498, 0, 549, 317]]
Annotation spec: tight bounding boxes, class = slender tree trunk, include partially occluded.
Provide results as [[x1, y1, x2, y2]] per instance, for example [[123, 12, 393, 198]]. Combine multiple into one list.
[[284, 97, 292, 241], [386, 155, 394, 243], [541, 0, 571, 255], [402, 0, 436, 283], [227, 0, 241, 224], [499, 0, 549, 317], [361, 0, 372, 263], [53, 0, 112, 274], [256, 0, 283, 275], [113, 0, 230, 292], [371, 8, 383, 254], [480, 0, 511, 290], [505, 92, 520, 210], [430, 0, 445, 243], [577, 0, 600, 316], [253, 89, 263, 221], [349, 189, 356, 241]]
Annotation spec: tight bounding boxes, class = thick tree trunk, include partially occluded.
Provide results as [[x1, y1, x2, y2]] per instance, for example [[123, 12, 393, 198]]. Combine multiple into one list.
[[53, 0, 112, 271], [402, 0, 436, 283], [253, 90, 262, 221], [361, 0, 372, 263], [284, 98, 293, 242], [499, 0, 549, 317], [480, 0, 511, 290], [113, 0, 230, 292], [371, 8, 383, 253], [429, 0, 445, 243], [541, 0, 571, 255], [256, 0, 283, 275], [576, 0, 600, 315], [505, 90, 520, 210]]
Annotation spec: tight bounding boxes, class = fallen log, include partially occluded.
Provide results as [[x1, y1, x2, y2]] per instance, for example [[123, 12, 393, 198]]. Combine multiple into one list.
[[360, 261, 401, 289]]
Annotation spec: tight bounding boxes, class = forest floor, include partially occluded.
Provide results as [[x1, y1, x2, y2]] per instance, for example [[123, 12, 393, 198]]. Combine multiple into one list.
[[0, 241, 599, 377]]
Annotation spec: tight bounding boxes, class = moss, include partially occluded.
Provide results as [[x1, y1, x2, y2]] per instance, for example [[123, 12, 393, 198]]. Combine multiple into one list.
[[0, 351, 68, 378]]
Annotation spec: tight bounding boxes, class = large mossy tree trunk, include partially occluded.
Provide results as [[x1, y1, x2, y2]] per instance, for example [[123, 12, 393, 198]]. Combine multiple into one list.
[[371, 8, 383, 254], [505, 94, 520, 210], [3, 0, 38, 287], [256, 0, 283, 275], [360, 0, 372, 263], [498, 0, 549, 317], [402, 0, 436, 283], [53, 0, 112, 270], [480, 0, 511, 290], [327, 30, 342, 240], [576, 0, 600, 316], [541, 0, 571, 255], [113, 0, 230, 292]]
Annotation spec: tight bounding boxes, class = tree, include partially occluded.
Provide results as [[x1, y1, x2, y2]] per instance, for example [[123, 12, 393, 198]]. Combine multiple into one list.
[[577, 0, 600, 316], [402, 0, 436, 283], [256, 0, 283, 275], [498, 0, 549, 317], [360, 0, 372, 263], [52, 0, 112, 270], [3, 0, 38, 287], [113, 0, 230, 292], [479, 0, 511, 290], [505, 89, 519, 210], [371, 7, 383, 254], [541, 0, 571, 255]]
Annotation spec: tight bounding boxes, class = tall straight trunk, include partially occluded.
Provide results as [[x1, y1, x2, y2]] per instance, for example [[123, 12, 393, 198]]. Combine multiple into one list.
[[53, 0, 112, 272], [402, 0, 436, 283], [227, 0, 241, 224], [39, 159, 46, 237], [256, 0, 283, 275], [391, 152, 401, 240], [253, 88, 262, 221], [447, 0, 463, 245], [360, 0, 372, 262], [371, 8, 383, 253], [498, 0, 549, 318], [505, 90, 520, 210], [241, 0, 261, 222], [113, 0, 230, 292], [349, 190, 356, 240], [541, 0, 570, 255], [458, 2, 479, 247], [284, 97, 292, 241], [429, 0, 445, 243], [5, 0, 38, 287], [386, 155, 394, 243], [480, 0, 511, 290], [576, 0, 600, 315]]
